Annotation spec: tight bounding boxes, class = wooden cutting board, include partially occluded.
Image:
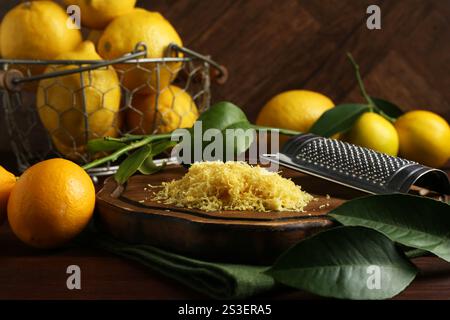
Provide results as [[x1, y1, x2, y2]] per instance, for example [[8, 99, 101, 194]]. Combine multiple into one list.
[[96, 165, 366, 264]]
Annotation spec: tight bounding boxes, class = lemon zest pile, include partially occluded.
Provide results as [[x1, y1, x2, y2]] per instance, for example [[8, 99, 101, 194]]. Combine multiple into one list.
[[152, 161, 313, 212]]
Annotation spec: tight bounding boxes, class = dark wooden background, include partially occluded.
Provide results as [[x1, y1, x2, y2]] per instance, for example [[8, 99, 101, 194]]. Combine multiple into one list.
[[1, 0, 449, 152]]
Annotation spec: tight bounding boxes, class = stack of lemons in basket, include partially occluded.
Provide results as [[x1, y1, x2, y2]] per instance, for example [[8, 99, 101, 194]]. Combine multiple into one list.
[[0, 0, 199, 160]]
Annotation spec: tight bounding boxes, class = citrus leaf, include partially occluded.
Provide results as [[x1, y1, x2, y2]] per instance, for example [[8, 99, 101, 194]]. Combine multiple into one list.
[[309, 104, 370, 137], [371, 97, 403, 118], [87, 138, 126, 153], [224, 120, 255, 156], [114, 145, 152, 185], [267, 226, 417, 300], [195, 101, 249, 132], [151, 140, 177, 156], [137, 140, 175, 175], [138, 156, 165, 175], [190, 101, 254, 160], [329, 194, 450, 262]]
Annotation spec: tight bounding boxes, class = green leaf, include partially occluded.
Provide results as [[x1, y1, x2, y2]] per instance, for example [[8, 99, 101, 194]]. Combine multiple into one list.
[[191, 101, 254, 159], [267, 226, 417, 300], [138, 156, 165, 175], [137, 140, 176, 175], [224, 120, 255, 156], [309, 104, 371, 137], [371, 97, 403, 118], [329, 194, 450, 262], [196, 101, 249, 132], [87, 138, 126, 153], [151, 140, 177, 156], [114, 145, 152, 185]]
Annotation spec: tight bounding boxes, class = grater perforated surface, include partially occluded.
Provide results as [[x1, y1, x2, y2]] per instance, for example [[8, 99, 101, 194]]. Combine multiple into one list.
[[295, 137, 416, 186], [266, 133, 449, 194]]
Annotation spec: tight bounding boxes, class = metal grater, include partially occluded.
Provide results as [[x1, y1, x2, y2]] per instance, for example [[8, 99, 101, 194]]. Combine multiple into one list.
[[262, 133, 450, 195]]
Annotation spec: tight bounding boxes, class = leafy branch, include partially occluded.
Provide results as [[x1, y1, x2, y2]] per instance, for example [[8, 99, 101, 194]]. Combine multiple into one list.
[[309, 53, 404, 137], [82, 101, 302, 186], [82, 133, 173, 171]]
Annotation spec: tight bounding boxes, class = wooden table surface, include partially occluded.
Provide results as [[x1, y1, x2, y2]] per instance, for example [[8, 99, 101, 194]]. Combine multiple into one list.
[[1, 164, 449, 300], [1, 221, 450, 300]]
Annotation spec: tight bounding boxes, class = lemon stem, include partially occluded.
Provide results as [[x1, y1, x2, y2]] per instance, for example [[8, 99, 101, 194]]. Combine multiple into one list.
[[377, 110, 397, 123], [347, 53, 376, 110], [105, 135, 145, 143]]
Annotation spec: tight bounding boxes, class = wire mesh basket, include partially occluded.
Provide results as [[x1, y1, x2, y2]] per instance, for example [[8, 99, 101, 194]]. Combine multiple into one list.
[[0, 43, 227, 176]]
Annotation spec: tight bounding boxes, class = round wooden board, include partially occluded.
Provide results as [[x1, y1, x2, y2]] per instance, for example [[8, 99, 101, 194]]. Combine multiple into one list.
[[96, 165, 365, 264]]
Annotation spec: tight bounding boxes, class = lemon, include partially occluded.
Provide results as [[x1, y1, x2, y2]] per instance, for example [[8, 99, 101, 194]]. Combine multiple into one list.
[[0, 166, 16, 226], [256, 90, 335, 133], [51, 123, 121, 161], [63, 0, 136, 29], [1, 1, 82, 60], [0, 22, 3, 57], [98, 9, 183, 95], [87, 29, 103, 47], [36, 41, 121, 160], [394, 110, 450, 167], [341, 112, 399, 156], [7, 159, 95, 249], [126, 85, 199, 134]]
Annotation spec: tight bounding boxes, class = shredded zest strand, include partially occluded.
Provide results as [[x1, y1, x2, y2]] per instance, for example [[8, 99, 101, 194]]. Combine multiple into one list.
[[151, 161, 313, 212]]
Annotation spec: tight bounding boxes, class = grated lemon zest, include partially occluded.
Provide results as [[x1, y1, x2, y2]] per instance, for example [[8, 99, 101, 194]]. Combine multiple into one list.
[[152, 161, 313, 212]]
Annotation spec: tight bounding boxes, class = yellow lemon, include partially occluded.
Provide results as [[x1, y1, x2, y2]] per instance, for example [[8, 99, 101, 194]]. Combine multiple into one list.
[[126, 85, 199, 134], [87, 29, 103, 47], [36, 41, 121, 161], [1, 1, 82, 61], [342, 112, 399, 156], [63, 0, 136, 29], [51, 110, 123, 161], [0, 166, 16, 226], [394, 110, 450, 168], [51, 122, 121, 162], [0, 22, 3, 57], [98, 9, 183, 95], [7, 159, 95, 249], [256, 90, 335, 133]]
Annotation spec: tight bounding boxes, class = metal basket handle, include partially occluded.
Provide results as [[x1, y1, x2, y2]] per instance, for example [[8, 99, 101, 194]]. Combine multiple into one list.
[[0, 43, 228, 91], [0, 69, 24, 92], [168, 44, 228, 84]]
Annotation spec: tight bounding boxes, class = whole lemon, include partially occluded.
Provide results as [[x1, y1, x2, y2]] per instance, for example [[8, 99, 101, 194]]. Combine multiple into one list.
[[7, 159, 95, 249], [63, 0, 136, 29], [1, 1, 82, 61], [394, 110, 450, 168], [98, 9, 183, 95], [0, 23, 3, 57], [342, 112, 399, 156], [0, 166, 16, 226], [127, 85, 199, 134], [36, 41, 121, 160], [51, 122, 121, 162], [50, 109, 123, 161], [87, 29, 103, 47], [256, 90, 335, 133]]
